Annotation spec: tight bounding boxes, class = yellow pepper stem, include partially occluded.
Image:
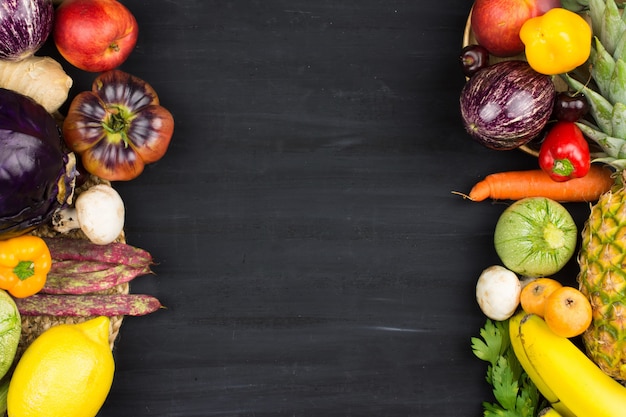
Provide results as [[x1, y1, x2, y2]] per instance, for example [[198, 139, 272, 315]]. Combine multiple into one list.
[[13, 261, 35, 281]]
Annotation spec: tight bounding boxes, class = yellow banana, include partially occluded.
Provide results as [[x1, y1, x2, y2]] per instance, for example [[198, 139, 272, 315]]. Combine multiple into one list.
[[517, 312, 626, 417], [508, 312, 576, 417], [538, 407, 563, 417]]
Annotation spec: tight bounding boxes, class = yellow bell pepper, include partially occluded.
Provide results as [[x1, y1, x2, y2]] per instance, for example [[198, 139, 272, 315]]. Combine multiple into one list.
[[520, 8, 591, 75], [0, 235, 51, 298]]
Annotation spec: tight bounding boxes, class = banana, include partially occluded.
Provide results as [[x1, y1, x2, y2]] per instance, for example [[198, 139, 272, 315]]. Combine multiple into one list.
[[537, 407, 564, 417], [517, 312, 626, 417], [508, 312, 576, 417], [538, 407, 564, 417]]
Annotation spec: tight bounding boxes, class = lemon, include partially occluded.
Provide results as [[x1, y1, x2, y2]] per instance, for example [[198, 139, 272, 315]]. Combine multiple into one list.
[[7, 316, 115, 417]]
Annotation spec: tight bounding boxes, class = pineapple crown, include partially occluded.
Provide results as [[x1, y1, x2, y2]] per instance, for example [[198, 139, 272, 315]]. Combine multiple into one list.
[[563, 0, 626, 169]]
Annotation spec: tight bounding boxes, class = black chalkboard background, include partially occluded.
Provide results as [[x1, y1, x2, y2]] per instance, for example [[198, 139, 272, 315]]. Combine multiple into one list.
[[39, 1, 594, 416]]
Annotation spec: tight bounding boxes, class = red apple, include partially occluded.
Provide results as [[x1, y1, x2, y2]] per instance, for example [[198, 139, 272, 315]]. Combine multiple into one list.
[[470, 0, 560, 57], [52, 0, 138, 72]]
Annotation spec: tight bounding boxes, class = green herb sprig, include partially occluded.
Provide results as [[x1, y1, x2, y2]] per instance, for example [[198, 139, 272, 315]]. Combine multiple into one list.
[[471, 319, 542, 417]]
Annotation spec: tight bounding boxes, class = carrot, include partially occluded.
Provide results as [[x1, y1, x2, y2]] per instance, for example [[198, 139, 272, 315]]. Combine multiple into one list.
[[462, 165, 615, 203]]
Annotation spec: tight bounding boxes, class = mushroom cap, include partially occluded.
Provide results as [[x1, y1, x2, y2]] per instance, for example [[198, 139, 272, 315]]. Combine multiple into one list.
[[75, 184, 125, 245], [476, 265, 521, 321]]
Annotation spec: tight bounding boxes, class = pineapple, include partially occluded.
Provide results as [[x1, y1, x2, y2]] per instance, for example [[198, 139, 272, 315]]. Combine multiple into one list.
[[578, 189, 626, 381], [564, 0, 626, 381]]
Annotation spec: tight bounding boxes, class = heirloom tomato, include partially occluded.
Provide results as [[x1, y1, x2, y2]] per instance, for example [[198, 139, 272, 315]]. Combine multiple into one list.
[[63, 70, 174, 181]]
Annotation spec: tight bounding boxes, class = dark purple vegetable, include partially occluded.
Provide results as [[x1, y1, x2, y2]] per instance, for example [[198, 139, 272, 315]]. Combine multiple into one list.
[[0, 0, 54, 60], [460, 60, 556, 150], [553, 91, 589, 122], [460, 44, 490, 77], [0, 88, 76, 239]]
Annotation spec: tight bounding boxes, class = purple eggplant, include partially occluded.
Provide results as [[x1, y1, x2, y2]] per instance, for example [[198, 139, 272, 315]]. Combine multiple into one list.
[[0, 88, 76, 239], [460, 60, 555, 150], [0, 0, 54, 60]]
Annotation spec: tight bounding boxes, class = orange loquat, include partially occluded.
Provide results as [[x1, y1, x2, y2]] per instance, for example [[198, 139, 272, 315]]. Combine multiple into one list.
[[520, 277, 563, 317], [543, 286, 592, 338]]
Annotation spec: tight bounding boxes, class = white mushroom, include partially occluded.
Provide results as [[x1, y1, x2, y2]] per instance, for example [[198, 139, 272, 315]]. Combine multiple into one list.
[[52, 184, 125, 245], [476, 265, 521, 321]]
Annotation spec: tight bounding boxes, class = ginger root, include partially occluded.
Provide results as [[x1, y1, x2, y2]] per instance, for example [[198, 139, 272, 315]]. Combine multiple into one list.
[[0, 56, 72, 114]]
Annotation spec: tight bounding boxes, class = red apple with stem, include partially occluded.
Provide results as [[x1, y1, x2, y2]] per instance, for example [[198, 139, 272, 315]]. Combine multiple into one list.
[[471, 0, 560, 57], [53, 0, 138, 72]]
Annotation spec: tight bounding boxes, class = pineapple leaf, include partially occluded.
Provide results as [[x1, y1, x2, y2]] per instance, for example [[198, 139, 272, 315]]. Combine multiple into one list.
[[561, 0, 589, 13], [593, 155, 626, 170], [609, 59, 626, 105], [613, 30, 626, 61], [601, 0, 626, 55], [577, 121, 626, 157], [590, 0, 607, 40], [562, 73, 614, 135], [613, 102, 626, 139], [592, 37, 616, 96]]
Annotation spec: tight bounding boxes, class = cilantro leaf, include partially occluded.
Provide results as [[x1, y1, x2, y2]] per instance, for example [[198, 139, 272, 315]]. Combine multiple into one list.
[[471, 318, 541, 417], [471, 319, 509, 367], [491, 355, 519, 410], [483, 402, 524, 417]]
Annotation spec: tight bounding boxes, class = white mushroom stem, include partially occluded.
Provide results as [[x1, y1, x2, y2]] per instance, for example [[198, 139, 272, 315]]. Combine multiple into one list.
[[52, 184, 125, 245], [53, 206, 79, 233]]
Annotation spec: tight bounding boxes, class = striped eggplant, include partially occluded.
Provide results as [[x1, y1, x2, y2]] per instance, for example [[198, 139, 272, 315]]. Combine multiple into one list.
[[460, 60, 555, 150], [0, 0, 54, 60]]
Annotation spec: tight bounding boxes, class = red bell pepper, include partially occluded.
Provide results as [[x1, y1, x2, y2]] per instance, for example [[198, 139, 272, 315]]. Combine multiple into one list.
[[538, 121, 590, 182]]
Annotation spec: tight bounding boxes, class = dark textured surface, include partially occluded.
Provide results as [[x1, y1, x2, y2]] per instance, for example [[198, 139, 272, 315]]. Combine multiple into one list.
[[44, 1, 591, 416]]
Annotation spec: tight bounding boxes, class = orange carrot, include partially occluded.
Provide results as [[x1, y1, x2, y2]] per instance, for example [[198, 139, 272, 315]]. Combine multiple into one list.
[[464, 165, 615, 202]]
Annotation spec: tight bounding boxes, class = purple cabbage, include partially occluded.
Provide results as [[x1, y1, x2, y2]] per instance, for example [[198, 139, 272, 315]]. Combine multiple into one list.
[[0, 88, 76, 239], [0, 0, 54, 60]]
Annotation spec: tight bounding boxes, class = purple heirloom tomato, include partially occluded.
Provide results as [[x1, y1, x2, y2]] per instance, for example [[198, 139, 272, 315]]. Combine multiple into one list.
[[63, 70, 174, 181]]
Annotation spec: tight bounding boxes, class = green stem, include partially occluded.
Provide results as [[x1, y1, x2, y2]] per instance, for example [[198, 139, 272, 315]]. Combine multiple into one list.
[[551, 159, 575, 178], [13, 261, 34, 281], [102, 107, 131, 148]]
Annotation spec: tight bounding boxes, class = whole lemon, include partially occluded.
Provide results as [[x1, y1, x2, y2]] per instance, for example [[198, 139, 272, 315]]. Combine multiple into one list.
[[7, 316, 115, 417]]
